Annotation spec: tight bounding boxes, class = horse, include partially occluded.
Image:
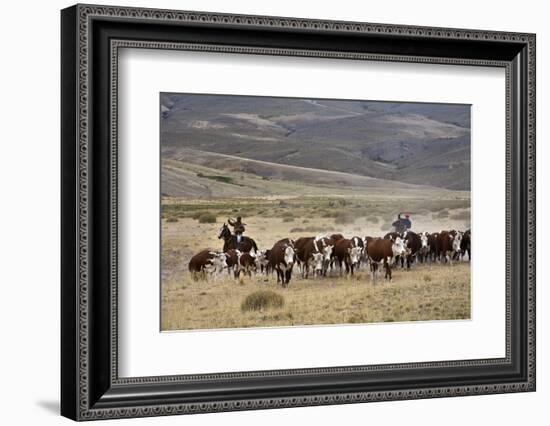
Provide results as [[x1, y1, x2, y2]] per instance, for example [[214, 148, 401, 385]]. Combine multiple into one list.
[[217, 223, 258, 254]]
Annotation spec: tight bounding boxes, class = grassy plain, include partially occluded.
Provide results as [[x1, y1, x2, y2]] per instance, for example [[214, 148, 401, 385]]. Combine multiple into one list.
[[161, 195, 471, 331]]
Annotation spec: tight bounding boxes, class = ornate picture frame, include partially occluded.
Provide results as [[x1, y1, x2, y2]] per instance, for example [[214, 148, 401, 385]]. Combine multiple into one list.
[[61, 4, 535, 421]]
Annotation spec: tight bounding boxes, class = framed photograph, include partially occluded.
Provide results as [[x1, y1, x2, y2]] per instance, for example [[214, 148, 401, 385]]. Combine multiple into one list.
[[61, 4, 536, 421]]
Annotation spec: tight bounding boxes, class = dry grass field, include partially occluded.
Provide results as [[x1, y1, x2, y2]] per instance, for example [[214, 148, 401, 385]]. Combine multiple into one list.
[[160, 195, 471, 331], [162, 263, 470, 331]]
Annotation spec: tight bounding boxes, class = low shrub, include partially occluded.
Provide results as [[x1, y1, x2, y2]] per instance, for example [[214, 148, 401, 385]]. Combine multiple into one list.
[[334, 212, 355, 225], [450, 210, 470, 221], [282, 217, 294, 222], [166, 217, 178, 223], [366, 216, 379, 224], [198, 212, 217, 223], [241, 290, 285, 312], [304, 226, 326, 233], [434, 210, 450, 219]]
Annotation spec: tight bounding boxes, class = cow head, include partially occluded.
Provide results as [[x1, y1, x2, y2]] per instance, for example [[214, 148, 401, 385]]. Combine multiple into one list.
[[452, 232, 463, 252], [284, 245, 295, 266], [310, 252, 324, 275], [207, 252, 228, 273], [254, 250, 268, 268], [349, 246, 363, 267], [322, 244, 333, 262], [391, 237, 407, 258], [214, 252, 228, 271], [420, 232, 429, 249]]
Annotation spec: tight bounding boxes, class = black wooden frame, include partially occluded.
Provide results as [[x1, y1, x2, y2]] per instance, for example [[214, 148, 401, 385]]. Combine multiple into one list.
[[61, 4, 536, 421]]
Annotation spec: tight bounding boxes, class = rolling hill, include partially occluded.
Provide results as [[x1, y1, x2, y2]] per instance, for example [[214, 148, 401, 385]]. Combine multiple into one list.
[[160, 93, 471, 192], [162, 148, 469, 200]]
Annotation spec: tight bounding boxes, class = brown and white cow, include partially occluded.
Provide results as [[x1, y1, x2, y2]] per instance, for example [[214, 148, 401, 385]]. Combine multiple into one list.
[[329, 233, 345, 245], [366, 237, 407, 283], [315, 235, 334, 276], [274, 238, 294, 247], [384, 231, 403, 241], [350, 236, 366, 268], [254, 249, 270, 274], [294, 237, 324, 279], [238, 252, 258, 277], [418, 232, 430, 263], [224, 249, 241, 278], [333, 238, 363, 276], [402, 230, 421, 269], [188, 249, 228, 280], [428, 232, 440, 262], [267, 241, 295, 287], [437, 231, 462, 265]]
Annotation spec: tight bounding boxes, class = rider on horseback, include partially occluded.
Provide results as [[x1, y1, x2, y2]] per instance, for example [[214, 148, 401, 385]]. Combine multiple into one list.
[[392, 212, 412, 234], [228, 216, 246, 243]]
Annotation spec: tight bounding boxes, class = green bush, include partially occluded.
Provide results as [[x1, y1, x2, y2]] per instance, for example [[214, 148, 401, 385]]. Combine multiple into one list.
[[241, 290, 285, 312]]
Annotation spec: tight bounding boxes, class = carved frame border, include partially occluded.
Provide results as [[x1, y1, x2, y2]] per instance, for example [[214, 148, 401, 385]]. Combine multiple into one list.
[[62, 3, 535, 420]]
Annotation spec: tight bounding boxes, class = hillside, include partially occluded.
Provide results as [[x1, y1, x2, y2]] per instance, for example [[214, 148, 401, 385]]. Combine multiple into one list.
[[162, 148, 469, 200], [160, 93, 471, 190]]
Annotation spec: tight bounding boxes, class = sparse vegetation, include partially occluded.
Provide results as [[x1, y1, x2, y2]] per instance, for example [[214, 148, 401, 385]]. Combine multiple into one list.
[[166, 217, 178, 223], [162, 262, 470, 330], [196, 173, 241, 186], [241, 290, 285, 312]]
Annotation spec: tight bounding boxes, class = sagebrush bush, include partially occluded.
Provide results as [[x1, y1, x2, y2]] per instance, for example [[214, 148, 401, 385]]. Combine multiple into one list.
[[334, 212, 355, 225], [434, 209, 450, 219], [166, 217, 178, 223], [282, 217, 294, 222], [366, 216, 379, 223], [241, 290, 285, 312], [450, 210, 470, 221], [304, 226, 326, 233], [290, 227, 304, 233], [198, 212, 217, 223]]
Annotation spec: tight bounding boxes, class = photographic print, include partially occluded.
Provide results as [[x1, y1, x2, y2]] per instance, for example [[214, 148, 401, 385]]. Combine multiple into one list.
[[160, 93, 471, 331]]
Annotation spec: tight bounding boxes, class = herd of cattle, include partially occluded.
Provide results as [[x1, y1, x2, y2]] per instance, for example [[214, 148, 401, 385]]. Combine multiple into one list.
[[188, 225, 471, 287]]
